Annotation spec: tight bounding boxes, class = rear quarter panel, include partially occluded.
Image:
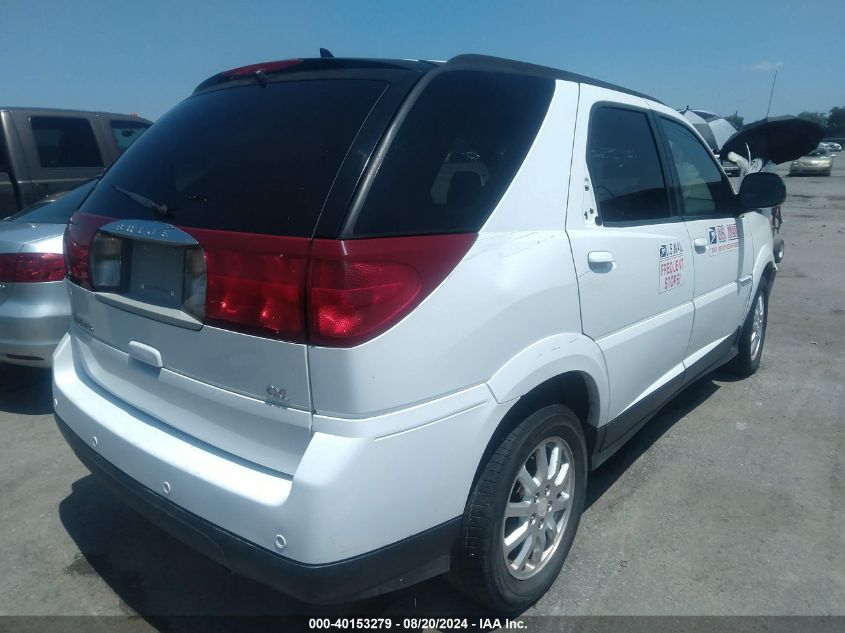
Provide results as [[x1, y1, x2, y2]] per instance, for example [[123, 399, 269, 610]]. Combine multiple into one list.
[[307, 81, 588, 417]]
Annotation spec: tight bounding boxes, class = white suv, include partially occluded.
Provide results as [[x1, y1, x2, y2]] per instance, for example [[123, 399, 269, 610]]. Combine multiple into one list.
[[53, 54, 785, 610]]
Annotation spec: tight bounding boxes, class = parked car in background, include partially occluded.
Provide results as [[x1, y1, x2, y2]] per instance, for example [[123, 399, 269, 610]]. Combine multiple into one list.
[[825, 141, 842, 152], [53, 54, 784, 610], [0, 107, 150, 218], [0, 179, 96, 367], [817, 142, 837, 156], [789, 147, 833, 176]]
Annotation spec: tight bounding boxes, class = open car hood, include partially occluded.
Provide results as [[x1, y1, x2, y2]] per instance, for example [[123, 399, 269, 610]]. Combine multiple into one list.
[[720, 116, 824, 165]]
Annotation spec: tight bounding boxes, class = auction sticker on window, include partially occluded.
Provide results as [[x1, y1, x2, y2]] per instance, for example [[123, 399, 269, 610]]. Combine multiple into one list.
[[708, 221, 739, 256], [658, 240, 685, 293]]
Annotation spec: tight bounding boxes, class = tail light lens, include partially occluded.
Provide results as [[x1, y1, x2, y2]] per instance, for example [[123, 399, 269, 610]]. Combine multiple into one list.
[[0, 253, 66, 283], [185, 228, 310, 342], [0, 254, 17, 281], [68, 215, 476, 348], [90, 233, 124, 290], [182, 248, 207, 321], [307, 234, 476, 347], [65, 214, 113, 288]]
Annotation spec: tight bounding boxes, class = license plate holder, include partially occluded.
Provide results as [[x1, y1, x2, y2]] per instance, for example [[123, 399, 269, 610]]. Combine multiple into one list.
[[125, 241, 186, 310]]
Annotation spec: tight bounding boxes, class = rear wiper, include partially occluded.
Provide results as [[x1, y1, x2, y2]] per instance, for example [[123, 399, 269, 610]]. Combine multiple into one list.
[[112, 187, 208, 220], [113, 185, 170, 219]]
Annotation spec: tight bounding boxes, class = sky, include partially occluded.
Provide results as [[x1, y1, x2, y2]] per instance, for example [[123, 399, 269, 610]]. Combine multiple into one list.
[[2, 0, 843, 123]]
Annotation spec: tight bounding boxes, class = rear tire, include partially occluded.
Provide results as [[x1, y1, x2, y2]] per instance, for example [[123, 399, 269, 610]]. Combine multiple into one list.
[[448, 405, 587, 612], [726, 278, 769, 376]]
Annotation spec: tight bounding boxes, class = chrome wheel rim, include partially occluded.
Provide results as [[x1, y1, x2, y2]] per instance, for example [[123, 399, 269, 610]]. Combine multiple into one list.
[[502, 436, 574, 580], [750, 294, 765, 359]]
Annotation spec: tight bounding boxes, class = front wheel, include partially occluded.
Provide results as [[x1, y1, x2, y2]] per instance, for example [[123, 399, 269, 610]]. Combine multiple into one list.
[[448, 405, 587, 612], [726, 280, 769, 376]]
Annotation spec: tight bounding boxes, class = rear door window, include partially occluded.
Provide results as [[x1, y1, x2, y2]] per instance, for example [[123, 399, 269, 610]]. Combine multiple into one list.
[[31, 116, 103, 168], [110, 120, 151, 151], [80, 80, 387, 237], [587, 106, 671, 224], [347, 70, 554, 237]]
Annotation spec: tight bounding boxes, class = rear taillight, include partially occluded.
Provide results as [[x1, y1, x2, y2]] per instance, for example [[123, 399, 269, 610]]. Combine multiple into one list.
[[0, 254, 16, 281], [0, 253, 66, 283], [186, 231, 475, 346], [90, 233, 124, 290], [65, 213, 113, 288], [68, 216, 476, 347], [185, 228, 310, 342], [182, 248, 207, 321], [307, 234, 476, 346]]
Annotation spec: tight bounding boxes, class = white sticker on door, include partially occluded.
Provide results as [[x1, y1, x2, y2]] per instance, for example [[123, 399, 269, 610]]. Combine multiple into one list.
[[658, 240, 685, 293], [708, 222, 739, 256]]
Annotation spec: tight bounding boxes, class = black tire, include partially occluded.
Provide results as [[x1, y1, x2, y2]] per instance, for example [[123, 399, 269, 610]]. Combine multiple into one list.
[[448, 405, 587, 612], [726, 278, 769, 376]]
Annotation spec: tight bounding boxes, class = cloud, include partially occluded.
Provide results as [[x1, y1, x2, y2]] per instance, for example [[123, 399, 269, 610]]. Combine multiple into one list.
[[747, 61, 785, 72]]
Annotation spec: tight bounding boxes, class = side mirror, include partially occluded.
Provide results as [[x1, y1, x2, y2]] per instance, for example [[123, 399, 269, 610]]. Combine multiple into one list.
[[738, 172, 786, 209]]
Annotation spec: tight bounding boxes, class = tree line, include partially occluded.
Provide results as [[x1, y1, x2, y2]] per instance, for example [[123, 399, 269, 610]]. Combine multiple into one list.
[[724, 107, 845, 138]]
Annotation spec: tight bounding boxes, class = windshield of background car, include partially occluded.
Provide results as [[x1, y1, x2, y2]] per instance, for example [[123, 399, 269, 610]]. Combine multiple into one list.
[[79, 79, 387, 236], [110, 120, 151, 152], [7, 180, 97, 223]]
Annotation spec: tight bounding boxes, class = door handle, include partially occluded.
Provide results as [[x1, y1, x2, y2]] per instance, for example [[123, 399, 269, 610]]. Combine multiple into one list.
[[693, 237, 708, 251], [587, 251, 615, 269]]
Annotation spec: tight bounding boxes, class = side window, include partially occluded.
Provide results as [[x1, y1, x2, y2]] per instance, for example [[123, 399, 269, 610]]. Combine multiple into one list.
[[659, 118, 735, 216], [110, 120, 150, 152], [30, 116, 103, 169], [349, 70, 554, 237], [587, 107, 671, 223]]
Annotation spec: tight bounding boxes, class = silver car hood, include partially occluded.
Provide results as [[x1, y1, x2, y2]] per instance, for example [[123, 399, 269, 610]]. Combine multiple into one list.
[[0, 222, 67, 255]]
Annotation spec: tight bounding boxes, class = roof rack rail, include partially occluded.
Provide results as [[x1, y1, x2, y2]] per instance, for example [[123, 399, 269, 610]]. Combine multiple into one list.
[[445, 54, 663, 104]]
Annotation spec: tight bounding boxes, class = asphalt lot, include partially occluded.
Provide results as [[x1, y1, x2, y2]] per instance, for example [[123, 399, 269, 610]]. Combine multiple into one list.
[[0, 160, 843, 626]]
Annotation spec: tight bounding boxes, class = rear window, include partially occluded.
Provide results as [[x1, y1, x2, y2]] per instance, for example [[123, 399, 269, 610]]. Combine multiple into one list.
[[80, 80, 387, 237], [31, 116, 103, 168], [8, 180, 96, 223], [587, 106, 671, 224], [110, 120, 150, 151], [348, 70, 554, 237]]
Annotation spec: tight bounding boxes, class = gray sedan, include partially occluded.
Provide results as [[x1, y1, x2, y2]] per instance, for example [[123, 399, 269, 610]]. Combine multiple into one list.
[[0, 180, 96, 367]]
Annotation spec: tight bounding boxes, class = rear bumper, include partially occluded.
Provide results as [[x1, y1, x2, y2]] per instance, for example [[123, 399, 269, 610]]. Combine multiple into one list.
[[56, 413, 459, 604], [0, 281, 69, 367], [53, 333, 506, 602]]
